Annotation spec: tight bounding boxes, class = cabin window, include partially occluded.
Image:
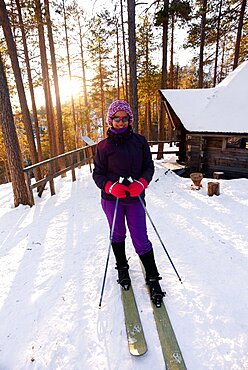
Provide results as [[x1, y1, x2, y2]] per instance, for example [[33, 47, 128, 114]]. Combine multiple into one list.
[[227, 137, 248, 149]]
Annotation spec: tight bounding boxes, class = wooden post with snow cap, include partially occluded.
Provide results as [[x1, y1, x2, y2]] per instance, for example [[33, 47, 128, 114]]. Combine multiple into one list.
[[213, 171, 224, 180]]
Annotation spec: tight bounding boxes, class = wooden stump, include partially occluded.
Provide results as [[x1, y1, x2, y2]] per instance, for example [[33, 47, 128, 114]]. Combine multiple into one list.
[[213, 171, 224, 179], [190, 172, 203, 189], [208, 181, 220, 196]]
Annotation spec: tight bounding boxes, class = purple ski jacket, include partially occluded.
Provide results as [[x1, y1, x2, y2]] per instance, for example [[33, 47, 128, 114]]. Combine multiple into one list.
[[93, 127, 154, 202]]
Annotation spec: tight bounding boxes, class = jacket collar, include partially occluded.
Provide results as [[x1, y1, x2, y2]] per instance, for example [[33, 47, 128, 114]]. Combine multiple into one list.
[[107, 125, 133, 143]]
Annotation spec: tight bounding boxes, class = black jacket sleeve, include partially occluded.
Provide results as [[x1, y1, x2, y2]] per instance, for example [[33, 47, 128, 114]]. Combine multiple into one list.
[[140, 136, 154, 184], [92, 142, 108, 190]]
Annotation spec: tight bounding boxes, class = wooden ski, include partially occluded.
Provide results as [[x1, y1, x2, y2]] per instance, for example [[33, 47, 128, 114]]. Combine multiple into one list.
[[121, 284, 147, 356], [141, 264, 186, 369]]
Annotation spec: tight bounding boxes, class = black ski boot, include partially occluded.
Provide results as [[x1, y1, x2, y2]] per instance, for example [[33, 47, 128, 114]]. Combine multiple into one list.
[[139, 249, 165, 307], [146, 277, 165, 308], [112, 241, 131, 290], [116, 265, 131, 291]]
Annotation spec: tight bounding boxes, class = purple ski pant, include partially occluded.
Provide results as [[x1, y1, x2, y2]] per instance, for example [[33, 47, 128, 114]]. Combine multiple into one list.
[[101, 198, 152, 256]]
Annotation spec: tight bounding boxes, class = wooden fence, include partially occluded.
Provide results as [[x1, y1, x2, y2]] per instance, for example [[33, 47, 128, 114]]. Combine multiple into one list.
[[23, 137, 96, 204], [148, 140, 179, 155], [23, 139, 178, 205]]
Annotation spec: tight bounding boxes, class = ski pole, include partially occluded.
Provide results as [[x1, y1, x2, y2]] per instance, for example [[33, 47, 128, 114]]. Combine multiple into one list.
[[99, 177, 124, 308], [127, 177, 183, 283]]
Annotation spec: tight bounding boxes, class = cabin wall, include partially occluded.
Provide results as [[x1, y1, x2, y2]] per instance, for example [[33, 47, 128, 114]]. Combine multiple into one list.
[[185, 135, 204, 172], [186, 135, 248, 179]]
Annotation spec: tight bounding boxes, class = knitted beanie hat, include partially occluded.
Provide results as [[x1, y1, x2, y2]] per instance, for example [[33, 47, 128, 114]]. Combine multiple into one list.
[[106, 100, 134, 126]]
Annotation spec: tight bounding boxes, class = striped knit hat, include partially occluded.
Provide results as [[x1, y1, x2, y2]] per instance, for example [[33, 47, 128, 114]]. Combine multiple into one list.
[[106, 100, 134, 126]]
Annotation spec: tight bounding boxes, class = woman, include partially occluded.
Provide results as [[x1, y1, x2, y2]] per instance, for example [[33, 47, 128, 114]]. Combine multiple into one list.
[[93, 100, 164, 306]]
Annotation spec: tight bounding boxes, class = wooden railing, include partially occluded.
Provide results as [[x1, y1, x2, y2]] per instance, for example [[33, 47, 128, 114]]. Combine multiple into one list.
[[148, 140, 179, 155], [23, 137, 96, 204]]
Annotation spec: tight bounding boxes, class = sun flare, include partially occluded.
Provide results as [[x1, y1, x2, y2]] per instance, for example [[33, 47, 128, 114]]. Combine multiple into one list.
[[58, 77, 82, 104], [27, 76, 83, 110]]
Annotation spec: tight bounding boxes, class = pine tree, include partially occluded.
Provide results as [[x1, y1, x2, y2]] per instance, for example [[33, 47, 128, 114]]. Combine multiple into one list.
[[185, 0, 247, 85], [0, 0, 40, 179], [44, 0, 65, 157], [233, 0, 247, 69], [0, 52, 33, 207], [35, 0, 58, 158], [127, 0, 138, 132], [14, 0, 43, 163], [87, 10, 115, 137], [154, 0, 169, 158], [136, 14, 160, 139]]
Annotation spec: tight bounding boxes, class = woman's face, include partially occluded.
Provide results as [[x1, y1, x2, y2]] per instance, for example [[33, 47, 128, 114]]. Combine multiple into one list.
[[111, 110, 129, 130]]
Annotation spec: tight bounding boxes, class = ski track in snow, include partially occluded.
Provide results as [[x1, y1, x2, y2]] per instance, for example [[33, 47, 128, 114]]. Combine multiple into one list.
[[0, 160, 248, 370]]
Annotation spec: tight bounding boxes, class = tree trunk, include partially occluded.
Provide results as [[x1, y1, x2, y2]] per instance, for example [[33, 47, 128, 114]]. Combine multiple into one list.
[[233, 0, 247, 69], [219, 37, 226, 81], [157, 0, 169, 160], [198, 0, 207, 88], [99, 45, 106, 137], [15, 0, 43, 163], [77, 12, 90, 136], [62, 0, 78, 147], [120, 0, 129, 102], [213, 0, 223, 86], [0, 0, 40, 178], [175, 63, 179, 88], [35, 0, 58, 158], [127, 0, 138, 133], [116, 19, 121, 100], [44, 0, 65, 157], [144, 21, 149, 138], [169, 13, 174, 89], [0, 53, 33, 207], [146, 100, 152, 141], [4, 159, 11, 183], [168, 11, 174, 142]]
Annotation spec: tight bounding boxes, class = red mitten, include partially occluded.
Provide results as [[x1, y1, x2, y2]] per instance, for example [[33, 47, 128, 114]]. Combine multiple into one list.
[[105, 181, 129, 198], [129, 178, 148, 197]]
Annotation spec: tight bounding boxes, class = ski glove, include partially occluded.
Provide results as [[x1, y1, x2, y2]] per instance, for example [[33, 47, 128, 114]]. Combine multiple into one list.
[[105, 181, 129, 198], [128, 177, 148, 197]]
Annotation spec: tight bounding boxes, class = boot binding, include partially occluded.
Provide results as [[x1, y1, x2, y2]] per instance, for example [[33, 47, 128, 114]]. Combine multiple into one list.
[[116, 265, 131, 291], [146, 277, 166, 307]]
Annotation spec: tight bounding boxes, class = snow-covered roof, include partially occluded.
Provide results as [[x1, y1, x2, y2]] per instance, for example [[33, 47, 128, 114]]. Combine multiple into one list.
[[160, 61, 248, 134]]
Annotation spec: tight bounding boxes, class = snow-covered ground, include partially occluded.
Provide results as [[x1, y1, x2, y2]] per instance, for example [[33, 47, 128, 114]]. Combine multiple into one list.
[[0, 155, 247, 370]]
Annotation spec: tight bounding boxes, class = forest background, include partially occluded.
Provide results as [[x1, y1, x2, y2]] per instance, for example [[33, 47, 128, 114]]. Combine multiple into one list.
[[0, 0, 247, 205]]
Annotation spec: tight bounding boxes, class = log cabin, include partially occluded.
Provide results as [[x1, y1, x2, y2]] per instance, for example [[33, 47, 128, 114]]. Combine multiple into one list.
[[159, 61, 248, 179]]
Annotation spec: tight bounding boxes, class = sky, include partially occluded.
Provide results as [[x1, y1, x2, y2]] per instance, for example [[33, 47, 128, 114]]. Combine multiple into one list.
[[78, 0, 191, 66], [0, 149, 247, 369]]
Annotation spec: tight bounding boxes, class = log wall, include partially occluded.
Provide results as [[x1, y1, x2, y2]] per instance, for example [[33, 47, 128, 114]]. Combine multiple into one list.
[[186, 134, 248, 179]]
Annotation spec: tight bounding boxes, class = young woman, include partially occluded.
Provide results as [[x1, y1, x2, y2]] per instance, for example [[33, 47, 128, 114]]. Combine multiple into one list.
[[93, 100, 164, 306]]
